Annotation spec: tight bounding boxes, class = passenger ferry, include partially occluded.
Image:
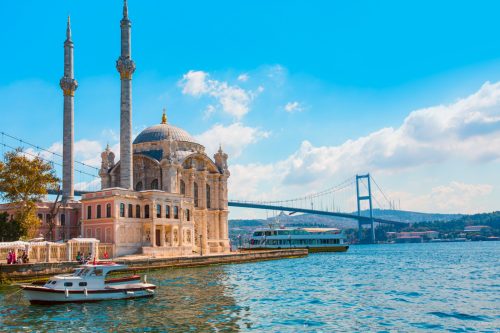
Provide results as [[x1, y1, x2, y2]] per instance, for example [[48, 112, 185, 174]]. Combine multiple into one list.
[[244, 227, 349, 252], [21, 262, 156, 304]]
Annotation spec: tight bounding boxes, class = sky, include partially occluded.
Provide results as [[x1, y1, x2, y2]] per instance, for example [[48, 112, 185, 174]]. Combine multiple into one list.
[[0, 0, 499, 218]]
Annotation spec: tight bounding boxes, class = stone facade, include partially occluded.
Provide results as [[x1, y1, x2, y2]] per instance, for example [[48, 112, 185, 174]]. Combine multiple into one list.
[[92, 115, 231, 257]]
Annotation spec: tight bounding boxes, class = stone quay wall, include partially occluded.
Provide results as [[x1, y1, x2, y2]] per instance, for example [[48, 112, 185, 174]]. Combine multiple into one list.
[[0, 249, 307, 284]]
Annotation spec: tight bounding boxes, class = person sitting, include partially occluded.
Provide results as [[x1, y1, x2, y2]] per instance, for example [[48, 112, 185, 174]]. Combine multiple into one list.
[[76, 251, 83, 264]]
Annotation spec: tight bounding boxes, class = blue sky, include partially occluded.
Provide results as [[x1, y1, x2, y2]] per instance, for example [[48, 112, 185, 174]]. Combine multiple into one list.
[[1, 0, 499, 217]]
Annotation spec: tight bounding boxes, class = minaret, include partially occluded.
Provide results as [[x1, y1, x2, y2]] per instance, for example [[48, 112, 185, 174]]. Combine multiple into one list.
[[59, 16, 78, 201], [116, 0, 136, 189]]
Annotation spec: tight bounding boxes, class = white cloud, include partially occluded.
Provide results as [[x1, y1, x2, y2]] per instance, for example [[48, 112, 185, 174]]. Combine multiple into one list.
[[203, 105, 216, 120], [74, 178, 101, 192], [238, 73, 249, 82], [391, 181, 493, 214], [179, 70, 255, 119], [284, 101, 303, 113], [194, 122, 270, 158], [228, 82, 500, 211]]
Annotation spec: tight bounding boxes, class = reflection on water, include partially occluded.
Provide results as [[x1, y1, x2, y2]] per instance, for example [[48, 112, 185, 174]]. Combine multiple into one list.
[[0, 267, 240, 332], [0, 242, 499, 332]]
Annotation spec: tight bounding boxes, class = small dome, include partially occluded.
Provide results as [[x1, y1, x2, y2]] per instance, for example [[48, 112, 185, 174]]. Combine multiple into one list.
[[133, 123, 198, 145]]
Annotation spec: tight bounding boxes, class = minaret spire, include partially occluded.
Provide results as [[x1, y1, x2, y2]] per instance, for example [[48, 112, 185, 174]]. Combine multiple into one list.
[[116, 0, 136, 189], [60, 16, 78, 201], [66, 16, 71, 41], [123, 0, 128, 19]]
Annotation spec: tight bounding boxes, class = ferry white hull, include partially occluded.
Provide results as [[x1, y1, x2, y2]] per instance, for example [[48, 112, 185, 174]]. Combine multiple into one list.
[[22, 284, 156, 304]]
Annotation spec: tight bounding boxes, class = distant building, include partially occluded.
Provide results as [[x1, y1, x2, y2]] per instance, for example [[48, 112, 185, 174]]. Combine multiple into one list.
[[387, 230, 439, 243], [0, 201, 81, 241], [464, 225, 490, 232]]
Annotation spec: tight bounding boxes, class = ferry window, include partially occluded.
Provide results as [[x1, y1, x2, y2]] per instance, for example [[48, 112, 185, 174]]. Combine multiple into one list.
[[144, 205, 150, 218], [64, 282, 73, 287], [128, 204, 133, 218], [206, 184, 211, 209], [106, 203, 112, 218], [194, 182, 199, 207], [51, 281, 56, 284], [79, 282, 87, 286], [166, 205, 171, 219], [120, 203, 125, 217], [136, 205, 141, 218], [180, 180, 186, 195], [156, 204, 161, 218], [95, 269, 103, 276], [174, 206, 179, 219], [87, 206, 92, 219], [96, 205, 101, 218]]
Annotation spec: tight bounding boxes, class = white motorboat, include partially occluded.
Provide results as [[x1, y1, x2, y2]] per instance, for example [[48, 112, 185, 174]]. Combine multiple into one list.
[[21, 262, 156, 304]]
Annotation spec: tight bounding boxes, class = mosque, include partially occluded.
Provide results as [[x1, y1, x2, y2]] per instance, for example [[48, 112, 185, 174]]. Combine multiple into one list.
[[0, 1, 231, 257]]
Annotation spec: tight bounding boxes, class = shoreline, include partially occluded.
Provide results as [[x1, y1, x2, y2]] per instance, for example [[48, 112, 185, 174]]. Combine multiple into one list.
[[0, 249, 308, 285]]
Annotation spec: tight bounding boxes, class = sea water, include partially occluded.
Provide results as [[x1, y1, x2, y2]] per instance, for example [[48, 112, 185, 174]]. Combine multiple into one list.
[[0, 242, 498, 332]]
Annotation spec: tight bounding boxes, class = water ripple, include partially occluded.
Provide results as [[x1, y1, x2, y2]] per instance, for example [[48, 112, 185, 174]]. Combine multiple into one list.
[[0, 242, 499, 332]]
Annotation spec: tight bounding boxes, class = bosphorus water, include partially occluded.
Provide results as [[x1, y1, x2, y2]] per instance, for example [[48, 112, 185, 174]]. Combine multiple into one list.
[[1, 242, 498, 332]]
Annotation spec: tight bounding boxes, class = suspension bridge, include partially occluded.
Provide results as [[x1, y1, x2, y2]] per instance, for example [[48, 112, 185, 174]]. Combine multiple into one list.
[[0, 131, 408, 243]]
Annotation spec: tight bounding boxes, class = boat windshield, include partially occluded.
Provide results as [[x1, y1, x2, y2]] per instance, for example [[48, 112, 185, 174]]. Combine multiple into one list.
[[76, 268, 92, 277]]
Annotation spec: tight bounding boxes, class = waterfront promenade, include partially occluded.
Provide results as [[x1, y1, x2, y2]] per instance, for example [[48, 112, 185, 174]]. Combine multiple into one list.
[[0, 249, 307, 284]]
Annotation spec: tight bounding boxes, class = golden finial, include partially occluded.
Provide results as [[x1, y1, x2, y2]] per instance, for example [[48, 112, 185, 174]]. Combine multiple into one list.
[[161, 107, 167, 124]]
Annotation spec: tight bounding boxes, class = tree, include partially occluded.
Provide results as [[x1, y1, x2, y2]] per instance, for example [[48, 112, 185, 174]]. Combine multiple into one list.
[[45, 187, 62, 241], [0, 149, 59, 239], [0, 212, 22, 241]]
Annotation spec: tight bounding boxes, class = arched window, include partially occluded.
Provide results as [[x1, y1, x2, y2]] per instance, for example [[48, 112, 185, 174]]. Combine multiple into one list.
[[135, 181, 143, 191], [156, 204, 162, 218], [151, 179, 159, 190], [166, 205, 171, 219], [96, 205, 102, 218], [180, 180, 186, 195], [128, 204, 133, 218], [206, 184, 211, 209], [174, 206, 179, 219], [194, 182, 199, 208], [106, 204, 111, 218], [87, 206, 92, 219], [135, 205, 141, 218], [120, 203, 125, 217], [144, 205, 150, 219], [186, 209, 190, 221]]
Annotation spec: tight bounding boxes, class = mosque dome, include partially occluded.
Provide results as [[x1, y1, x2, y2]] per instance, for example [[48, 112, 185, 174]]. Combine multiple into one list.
[[133, 110, 198, 145]]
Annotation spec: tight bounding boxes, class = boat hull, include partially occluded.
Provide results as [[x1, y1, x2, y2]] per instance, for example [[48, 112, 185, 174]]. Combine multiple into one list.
[[22, 285, 156, 305], [240, 245, 349, 253]]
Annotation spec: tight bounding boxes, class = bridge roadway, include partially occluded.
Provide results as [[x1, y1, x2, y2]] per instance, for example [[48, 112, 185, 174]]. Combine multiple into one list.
[[228, 201, 408, 227], [54, 189, 408, 227]]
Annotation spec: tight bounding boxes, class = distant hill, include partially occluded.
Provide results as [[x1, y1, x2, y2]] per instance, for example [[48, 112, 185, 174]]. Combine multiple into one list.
[[229, 209, 463, 231]]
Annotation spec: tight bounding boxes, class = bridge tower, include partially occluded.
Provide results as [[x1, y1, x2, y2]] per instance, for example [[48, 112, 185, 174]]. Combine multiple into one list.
[[356, 174, 375, 243]]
